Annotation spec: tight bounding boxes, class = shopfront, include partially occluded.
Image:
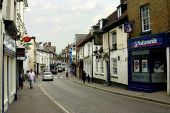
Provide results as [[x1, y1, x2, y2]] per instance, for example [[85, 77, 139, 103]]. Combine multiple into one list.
[[128, 33, 170, 92]]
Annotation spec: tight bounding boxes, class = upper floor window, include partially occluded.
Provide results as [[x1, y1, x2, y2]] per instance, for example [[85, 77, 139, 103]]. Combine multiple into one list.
[[117, 7, 122, 17], [111, 32, 117, 50], [141, 4, 151, 32], [88, 43, 90, 55]]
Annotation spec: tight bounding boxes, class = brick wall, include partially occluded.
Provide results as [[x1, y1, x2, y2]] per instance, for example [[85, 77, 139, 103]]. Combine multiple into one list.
[[127, 0, 170, 38]]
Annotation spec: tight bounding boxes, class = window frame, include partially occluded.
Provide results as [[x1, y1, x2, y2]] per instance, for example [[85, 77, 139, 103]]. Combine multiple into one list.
[[111, 32, 117, 50], [140, 4, 151, 32], [112, 58, 118, 76]]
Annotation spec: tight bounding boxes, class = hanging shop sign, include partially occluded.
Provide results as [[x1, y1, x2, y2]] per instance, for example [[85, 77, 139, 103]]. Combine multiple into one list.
[[129, 33, 166, 49], [22, 36, 32, 42], [16, 48, 25, 60], [3, 33, 16, 52], [124, 22, 133, 33]]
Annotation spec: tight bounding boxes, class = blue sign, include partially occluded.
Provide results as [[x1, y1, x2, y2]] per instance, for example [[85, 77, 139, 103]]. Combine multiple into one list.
[[124, 22, 133, 33], [129, 33, 166, 48]]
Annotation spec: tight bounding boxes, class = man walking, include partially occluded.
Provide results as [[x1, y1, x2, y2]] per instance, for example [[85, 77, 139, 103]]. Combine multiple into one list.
[[28, 69, 35, 89]]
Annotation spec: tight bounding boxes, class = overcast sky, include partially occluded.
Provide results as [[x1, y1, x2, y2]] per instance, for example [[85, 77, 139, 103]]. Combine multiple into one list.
[[25, 0, 120, 53]]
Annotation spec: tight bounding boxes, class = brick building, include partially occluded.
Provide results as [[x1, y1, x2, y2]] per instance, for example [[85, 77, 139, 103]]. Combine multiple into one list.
[[127, 0, 170, 95]]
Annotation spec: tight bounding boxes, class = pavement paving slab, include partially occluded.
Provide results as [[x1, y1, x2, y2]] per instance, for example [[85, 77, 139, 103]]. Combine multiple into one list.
[[6, 81, 65, 113]]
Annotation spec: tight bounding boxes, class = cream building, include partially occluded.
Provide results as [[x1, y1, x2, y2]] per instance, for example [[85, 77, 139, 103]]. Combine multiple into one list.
[[0, 0, 22, 112], [28, 37, 36, 71]]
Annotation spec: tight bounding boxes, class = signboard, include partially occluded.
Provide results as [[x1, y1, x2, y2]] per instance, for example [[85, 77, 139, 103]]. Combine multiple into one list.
[[94, 34, 102, 45], [129, 33, 165, 49], [124, 22, 133, 33], [3, 33, 16, 52]]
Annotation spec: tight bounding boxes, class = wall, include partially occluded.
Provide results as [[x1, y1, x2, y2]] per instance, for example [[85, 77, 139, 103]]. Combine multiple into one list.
[[109, 25, 128, 85], [127, 0, 169, 38]]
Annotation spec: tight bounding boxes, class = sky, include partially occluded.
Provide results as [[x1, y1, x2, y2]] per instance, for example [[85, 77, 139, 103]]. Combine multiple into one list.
[[25, 0, 120, 54]]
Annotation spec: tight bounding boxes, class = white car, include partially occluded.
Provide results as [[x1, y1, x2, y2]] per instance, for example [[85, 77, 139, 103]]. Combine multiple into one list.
[[42, 72, 54, 81]]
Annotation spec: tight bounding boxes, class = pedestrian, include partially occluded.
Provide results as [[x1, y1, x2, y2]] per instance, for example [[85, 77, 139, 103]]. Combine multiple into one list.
[[82, 71, 86, 83], [28, 69, 35, 89], [66, 68, 68, 78], [19, 71, 24, 89], [87, 74, 90, 83], [26, 70, 30, 81]]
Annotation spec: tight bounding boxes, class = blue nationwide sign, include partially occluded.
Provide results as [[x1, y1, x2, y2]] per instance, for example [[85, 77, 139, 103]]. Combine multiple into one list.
[[129, 33, 165, 48]]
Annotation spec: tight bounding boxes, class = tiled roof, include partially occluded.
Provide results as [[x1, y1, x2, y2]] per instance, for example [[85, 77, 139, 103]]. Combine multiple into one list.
[[103, 10, 127, 30], [77, 33, 92, 47]]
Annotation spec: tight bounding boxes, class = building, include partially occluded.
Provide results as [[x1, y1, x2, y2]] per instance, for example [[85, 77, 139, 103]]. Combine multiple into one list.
[[127, 0, 170, 94], [27, 37, 36, 71], [0, 0, 28, 112], [101, 1, 128, 86]]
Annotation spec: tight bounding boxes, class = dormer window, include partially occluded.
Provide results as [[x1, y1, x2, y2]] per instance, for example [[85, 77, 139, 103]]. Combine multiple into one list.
[[117, 7, 122, 18], [117, 3, 127, 18]]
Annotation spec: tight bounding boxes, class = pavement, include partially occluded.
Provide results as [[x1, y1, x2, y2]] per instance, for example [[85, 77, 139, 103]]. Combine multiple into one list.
[[6, 75, 170, 113], [6, 80, 66, 113]]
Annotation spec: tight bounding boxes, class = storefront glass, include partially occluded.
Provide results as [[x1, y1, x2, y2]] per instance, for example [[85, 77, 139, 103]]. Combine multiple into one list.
[[132, 50, 150, 82]]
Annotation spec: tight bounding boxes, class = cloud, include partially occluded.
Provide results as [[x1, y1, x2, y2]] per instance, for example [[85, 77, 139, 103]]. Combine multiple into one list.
[[25, 0, 120, 53]]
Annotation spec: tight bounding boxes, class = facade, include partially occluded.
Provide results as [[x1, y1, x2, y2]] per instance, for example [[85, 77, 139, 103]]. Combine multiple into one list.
[[0, 0, 28, 112], [36, 49, 50, 74], [28, 37, 36, 71], [127, 0, 170, 94]]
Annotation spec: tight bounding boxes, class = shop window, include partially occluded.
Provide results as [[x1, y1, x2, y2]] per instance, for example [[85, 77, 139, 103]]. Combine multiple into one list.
[[133, 54, 148, 73], [151, 49, 166, 83], [132, 50, 149, 82]]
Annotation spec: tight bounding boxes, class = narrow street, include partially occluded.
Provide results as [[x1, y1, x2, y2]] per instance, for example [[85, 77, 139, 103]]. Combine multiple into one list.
[[40, 72, 170, 113]]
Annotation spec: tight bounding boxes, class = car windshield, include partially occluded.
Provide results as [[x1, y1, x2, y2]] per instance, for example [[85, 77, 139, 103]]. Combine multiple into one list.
[[44, 72, 52, 75]]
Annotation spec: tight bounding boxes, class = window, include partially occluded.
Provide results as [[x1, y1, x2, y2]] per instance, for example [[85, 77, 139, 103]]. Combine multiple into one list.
[[111, 32, 117, 50], [101, 60, 104, 73], [88, 43, 90, 55], [141, 4, 151, 32], [112, 58, 117, 75], [117, 7, 122, 17], [96, 60, 98, 73]]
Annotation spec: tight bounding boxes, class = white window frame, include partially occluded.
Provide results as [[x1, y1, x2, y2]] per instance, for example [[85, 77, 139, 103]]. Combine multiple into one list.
[[88, 43, 90, 56], [112, 58, 118, 76], [96, 60, 98, 73], [117, 7, 122, 17], [101, 60, 104, 74], [141, 4, 151, 32], [111, 32, 117, 50]]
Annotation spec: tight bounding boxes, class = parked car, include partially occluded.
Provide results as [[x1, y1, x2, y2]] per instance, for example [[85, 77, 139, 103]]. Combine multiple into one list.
[[42, 72, 54, 81], [58, 66, 63, 72]]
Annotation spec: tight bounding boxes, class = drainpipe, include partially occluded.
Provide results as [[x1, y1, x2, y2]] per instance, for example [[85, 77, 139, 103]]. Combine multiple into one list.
[[14, 38, 17, 101], [107, 31, 111, 85], [91, 40, 93, 82], [2, 33, 4, 113]]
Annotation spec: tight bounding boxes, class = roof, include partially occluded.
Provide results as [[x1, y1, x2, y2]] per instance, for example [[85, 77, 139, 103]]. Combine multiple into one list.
[[77, 33, 93, 47], [103, 10, 127, 30]]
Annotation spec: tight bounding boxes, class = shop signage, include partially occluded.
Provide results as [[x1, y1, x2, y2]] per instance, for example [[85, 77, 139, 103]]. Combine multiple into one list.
[[3, 33, 16, 52], [124, 22, 133, 33], [130, 34, 164, 48], [16, 48, 25, 60]]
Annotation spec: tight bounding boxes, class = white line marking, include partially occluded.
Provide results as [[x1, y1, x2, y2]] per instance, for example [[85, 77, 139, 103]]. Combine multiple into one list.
[[38, 84, 71, 113]]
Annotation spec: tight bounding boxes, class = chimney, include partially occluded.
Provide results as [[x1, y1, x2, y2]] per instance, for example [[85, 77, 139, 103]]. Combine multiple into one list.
[[48, 42, 51, 47]]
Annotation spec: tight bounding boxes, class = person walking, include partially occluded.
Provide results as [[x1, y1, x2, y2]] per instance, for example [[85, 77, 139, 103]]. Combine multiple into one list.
[[82, 71, 86, 83], [19, 71, 24, 89], [28, 69, 35, 89], [66, 69, 68, 78]]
